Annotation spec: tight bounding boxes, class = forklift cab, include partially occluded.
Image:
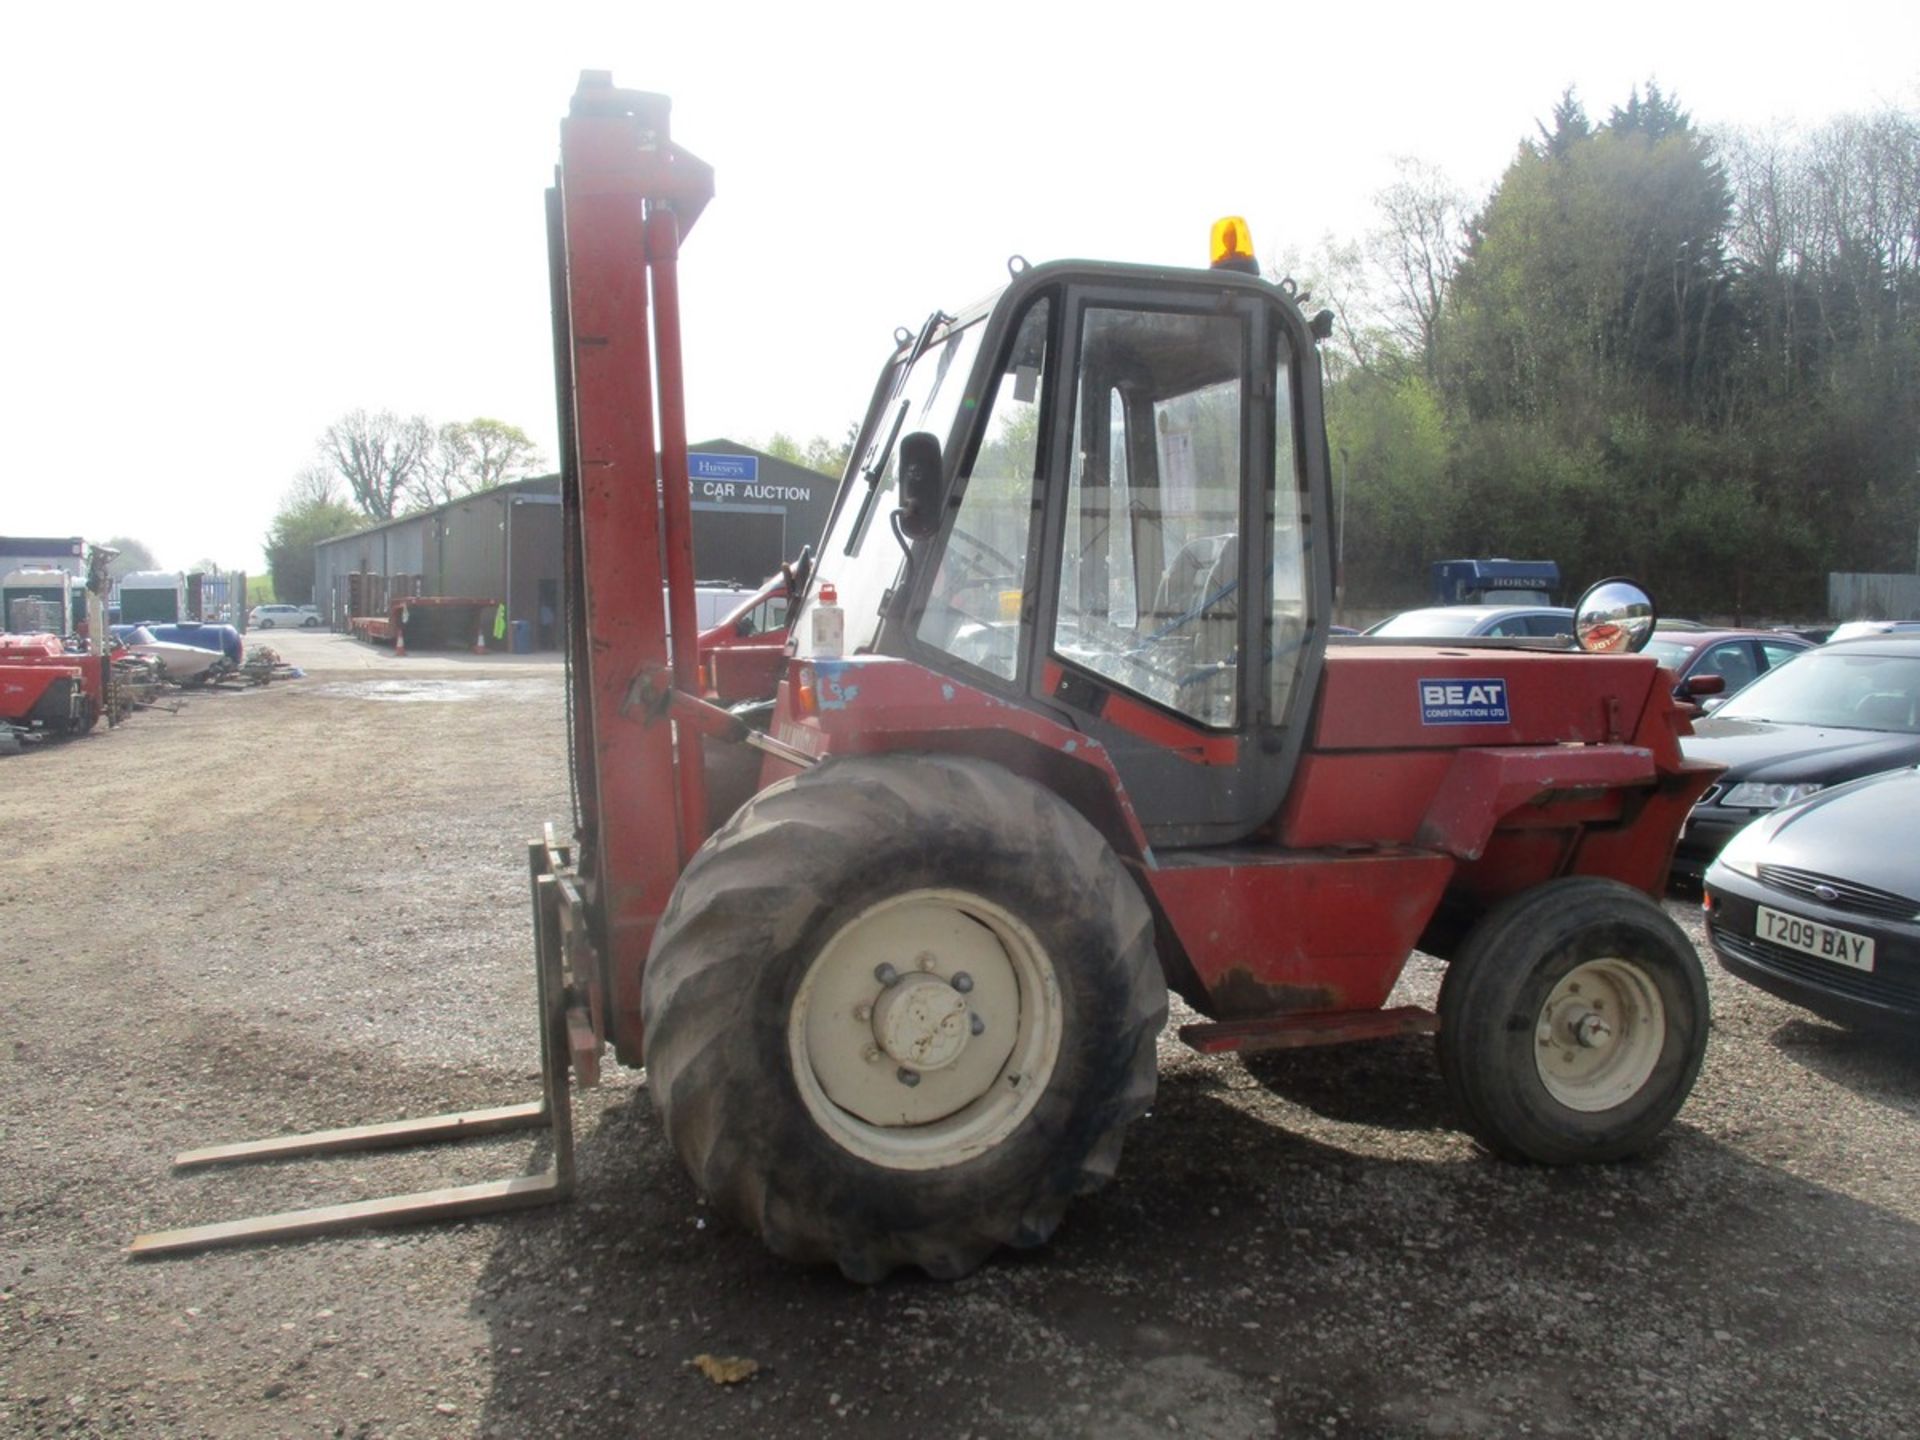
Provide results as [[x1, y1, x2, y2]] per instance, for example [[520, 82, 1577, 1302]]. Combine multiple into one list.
[[804, 257, 1332, 847]]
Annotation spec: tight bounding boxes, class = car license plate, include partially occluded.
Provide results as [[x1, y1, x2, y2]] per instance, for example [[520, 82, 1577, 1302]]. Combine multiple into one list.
[[1756, 905, 1875, 971]]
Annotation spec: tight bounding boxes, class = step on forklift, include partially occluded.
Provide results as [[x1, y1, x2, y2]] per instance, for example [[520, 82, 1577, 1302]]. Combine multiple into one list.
[[136, 73, 1719, 1281]]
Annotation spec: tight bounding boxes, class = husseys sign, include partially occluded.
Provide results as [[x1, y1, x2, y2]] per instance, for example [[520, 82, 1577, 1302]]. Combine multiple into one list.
[[690, 453, 815, 505]]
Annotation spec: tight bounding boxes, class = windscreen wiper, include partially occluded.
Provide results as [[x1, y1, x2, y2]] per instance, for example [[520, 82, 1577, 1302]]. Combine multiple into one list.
[[863, 311, 952, 488]]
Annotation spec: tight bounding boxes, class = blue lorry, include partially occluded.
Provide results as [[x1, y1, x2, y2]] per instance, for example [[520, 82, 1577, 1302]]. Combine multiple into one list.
[[1429, 558, 1561, 606]]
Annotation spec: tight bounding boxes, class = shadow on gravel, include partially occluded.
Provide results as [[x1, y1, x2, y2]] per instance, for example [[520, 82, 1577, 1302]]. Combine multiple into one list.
[[1234, 1032, 1455, 1133], [1765, 1015, 1920, 1102], [467, 1050, 1920, 1439]]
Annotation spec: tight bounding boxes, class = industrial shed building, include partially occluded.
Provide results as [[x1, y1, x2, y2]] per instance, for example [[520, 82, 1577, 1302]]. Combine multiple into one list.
[[311, 442, 836, 648]]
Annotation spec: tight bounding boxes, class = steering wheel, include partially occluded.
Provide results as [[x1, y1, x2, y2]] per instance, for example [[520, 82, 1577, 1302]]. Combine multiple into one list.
[[944, 526, 1020, 579], [933, 527, 1026, 617]]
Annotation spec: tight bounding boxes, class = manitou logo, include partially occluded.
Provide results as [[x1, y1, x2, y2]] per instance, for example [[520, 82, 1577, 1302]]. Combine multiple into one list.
[[1419, 677, 1511, 726]]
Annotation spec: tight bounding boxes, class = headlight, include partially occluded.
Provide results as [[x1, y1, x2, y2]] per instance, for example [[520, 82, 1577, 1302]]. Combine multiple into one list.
[[1713, 819, 1768, 879], [1721, 781, 1823, 811]]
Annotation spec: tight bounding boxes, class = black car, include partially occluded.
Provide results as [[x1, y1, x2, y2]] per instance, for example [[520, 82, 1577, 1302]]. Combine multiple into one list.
[[1674, 635, 1920, 883], [1704, 765, 1920, 1028]]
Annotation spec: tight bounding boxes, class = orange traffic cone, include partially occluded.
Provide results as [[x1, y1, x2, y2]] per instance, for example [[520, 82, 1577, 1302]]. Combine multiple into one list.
[[394, 605, 408, 656]]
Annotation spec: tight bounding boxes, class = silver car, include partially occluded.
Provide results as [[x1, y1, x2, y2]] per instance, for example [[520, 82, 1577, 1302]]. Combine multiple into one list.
[[1364, 604, 1575, 641]]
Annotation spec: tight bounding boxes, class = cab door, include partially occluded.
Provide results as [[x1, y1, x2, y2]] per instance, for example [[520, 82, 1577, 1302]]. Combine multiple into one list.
[[1029, 284, 1324, 847]]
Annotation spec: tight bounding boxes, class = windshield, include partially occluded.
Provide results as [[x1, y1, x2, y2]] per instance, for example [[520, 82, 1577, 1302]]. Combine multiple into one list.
[[801, 316, 987, 657], [1369, 610, 1484, 638], [1715, 649, 1920, 732]]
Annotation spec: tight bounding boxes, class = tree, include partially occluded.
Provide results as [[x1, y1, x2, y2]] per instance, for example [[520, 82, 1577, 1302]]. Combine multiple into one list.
[[1718, 107, 1920, 595], [1538, 88, 1592, 158], [417, 418, 545, 507], [1369, 159, 1469, 382], [264, 484, 364, 605], [762, 425, 857, 478], [1263, 237, 1393, 385], [1608, 81, 1692, 144], [1446, 82, 1732, 428], [288, 465, 343, 508], [1324, 367, 1457, 605], [320, 409, 434, 519], [102, 535, 158, 579]]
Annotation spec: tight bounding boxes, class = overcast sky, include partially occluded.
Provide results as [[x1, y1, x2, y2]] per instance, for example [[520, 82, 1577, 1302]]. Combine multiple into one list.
[[4, 2, 1915, 575]]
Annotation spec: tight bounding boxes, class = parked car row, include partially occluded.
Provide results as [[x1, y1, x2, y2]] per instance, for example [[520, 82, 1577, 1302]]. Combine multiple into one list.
[[1679, 634, 1920, 1031]]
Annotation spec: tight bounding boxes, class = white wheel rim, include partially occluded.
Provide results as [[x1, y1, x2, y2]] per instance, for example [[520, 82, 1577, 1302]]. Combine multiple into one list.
[[787, 888, 1062, 1171], [1533, 957, 1666, 1112]]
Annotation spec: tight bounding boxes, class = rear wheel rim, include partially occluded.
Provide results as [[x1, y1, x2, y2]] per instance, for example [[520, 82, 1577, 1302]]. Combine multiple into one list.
[[787, 888, 1062, 1171], [1533, 957, 1666, 1112]]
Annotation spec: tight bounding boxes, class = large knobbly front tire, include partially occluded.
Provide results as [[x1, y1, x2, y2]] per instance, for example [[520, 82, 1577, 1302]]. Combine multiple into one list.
[[1437, 877, 1709, 1164], [641, 754, 1166, 1281]]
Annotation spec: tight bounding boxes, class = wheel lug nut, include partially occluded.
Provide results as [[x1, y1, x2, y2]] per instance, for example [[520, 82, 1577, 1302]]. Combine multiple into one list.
[[951, 972, 974, 993], [897, 1067, 920, 1087], [970, 1013, 985, 1036], [874, 963, 899, 987]]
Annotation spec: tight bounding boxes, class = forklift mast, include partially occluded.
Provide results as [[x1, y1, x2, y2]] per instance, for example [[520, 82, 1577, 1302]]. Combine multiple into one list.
[[547, 72, 717, 1042]]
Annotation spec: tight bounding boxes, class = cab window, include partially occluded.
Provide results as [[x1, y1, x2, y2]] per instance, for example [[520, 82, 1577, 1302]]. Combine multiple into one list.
[[1052, 306, 1247, 728]]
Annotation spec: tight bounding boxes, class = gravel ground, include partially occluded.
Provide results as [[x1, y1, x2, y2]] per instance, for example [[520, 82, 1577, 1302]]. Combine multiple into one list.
[[3, 629, 1916, 1438]]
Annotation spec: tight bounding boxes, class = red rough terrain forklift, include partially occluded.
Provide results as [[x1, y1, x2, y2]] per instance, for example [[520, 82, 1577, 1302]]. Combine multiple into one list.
[[135, 74, 1719, 1280]]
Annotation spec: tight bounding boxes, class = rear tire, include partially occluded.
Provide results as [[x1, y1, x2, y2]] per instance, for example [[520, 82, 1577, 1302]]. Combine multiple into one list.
[[1437, 877, 1707, 1164], [641, 754, 1165, 1281]]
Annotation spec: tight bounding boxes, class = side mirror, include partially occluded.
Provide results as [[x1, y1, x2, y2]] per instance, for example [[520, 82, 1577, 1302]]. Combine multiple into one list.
[[1574, 578, 1656, 654], [1678, 673, 1725, 698], [896, 431, 944, 541]]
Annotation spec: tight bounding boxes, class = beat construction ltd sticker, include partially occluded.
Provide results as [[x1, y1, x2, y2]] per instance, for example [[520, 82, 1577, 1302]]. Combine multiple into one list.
[[1419, 677, 1511, 726]]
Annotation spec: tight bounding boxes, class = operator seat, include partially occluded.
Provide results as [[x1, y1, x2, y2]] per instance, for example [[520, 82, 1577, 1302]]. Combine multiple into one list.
[[1151, 533, 1237, 725], [1151, 534, 1233, 630]]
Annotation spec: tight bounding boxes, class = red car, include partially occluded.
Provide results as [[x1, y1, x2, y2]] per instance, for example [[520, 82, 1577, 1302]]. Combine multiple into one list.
[[695, 574, 791, 704], [1645, 627, 1813, 714]]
